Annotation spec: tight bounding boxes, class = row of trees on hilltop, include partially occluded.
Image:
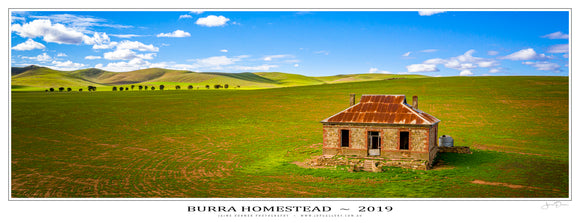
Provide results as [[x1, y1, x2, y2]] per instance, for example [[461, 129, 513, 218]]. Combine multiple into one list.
[[45, 84, 240, 92]]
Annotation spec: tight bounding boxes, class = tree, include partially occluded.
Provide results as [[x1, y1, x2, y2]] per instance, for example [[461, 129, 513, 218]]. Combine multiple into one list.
[[79, 88, 83, 92], [59, 87, 64, 92], [214, 84, 222, 89], [144, 86, 148, 90], [188, 85, 193, 90], [120, 87, 124, 91], [151, 86, 156, 90], [138, 85, 143, 90], [67, 87, 72, 92], [175, 85, 181, 90], [224, 84, 229, 89], [45, 89, 48, 92], [131, 85, 135, 90], [205, 85, 210, 89], [49, 88, 55, 92], [159, 85, 165, 90], [88, 86, 96, 91], [112, 86, 117, 91]]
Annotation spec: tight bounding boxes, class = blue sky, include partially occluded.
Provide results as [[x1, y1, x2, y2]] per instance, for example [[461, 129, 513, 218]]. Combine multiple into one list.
[[10, 10, 569, 77]]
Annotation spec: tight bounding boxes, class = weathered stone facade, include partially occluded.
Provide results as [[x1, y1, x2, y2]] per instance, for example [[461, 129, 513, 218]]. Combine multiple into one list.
[[323, 123, 439, 168]]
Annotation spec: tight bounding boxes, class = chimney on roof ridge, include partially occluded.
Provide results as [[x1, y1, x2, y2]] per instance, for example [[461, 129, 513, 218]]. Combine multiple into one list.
[[350, 94, 356, 106], [412, 95, 418, 110]]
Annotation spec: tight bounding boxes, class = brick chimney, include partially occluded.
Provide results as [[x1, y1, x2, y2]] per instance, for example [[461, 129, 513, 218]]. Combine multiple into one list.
[[412, 95, 418, 110], [350, 94, 356, 106]]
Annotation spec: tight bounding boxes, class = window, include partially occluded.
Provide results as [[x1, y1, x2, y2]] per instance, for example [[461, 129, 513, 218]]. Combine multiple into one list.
[[341, 130, 349, 147], [400, 131, 409, 150]]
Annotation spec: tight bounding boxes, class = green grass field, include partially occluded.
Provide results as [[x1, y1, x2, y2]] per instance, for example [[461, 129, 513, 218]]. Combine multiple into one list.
[[11, 76, 568, 198]]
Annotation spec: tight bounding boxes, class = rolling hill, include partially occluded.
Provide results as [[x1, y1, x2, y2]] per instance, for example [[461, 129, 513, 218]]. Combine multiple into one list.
[[10, 65, 429, 91]]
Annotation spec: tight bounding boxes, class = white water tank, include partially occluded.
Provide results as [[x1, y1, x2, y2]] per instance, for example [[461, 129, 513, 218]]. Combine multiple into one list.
[[439, 135, 454, 147]]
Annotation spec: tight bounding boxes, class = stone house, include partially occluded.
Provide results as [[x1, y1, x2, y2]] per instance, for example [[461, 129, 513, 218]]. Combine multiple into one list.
[[321, 94, 440, 168]]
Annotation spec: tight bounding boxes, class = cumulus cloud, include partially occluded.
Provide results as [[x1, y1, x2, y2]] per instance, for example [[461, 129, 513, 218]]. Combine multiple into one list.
[[116, 40, 159, 52], [498, 48, 549, 61], [406, 64, 439, 72], [418, 10, 446, 16], [57, 53, 67, 57], [22, 52, 52, 62], [489, 68, 502, 74], [82, 32, 110, 45], [487, 50, 499, 56], [157, 30, 191, 38], [85, 55, 102, 60], [95, 58, 151, 72], [104, 49, 155, 60], [423, 58, 446, 64], [220, 49, 228, 53], [459, 70, 473, 76], [402, 51, 411, 57], [522, 61, 561, 72], [179, 14, 193, 19], [50, 60, 85, 71], [196, 15, 230, 27], [12, 39, 45, 51], [11, 19, 85, 44], [541, 31, 569, 39], [547, 44, 569, 53]]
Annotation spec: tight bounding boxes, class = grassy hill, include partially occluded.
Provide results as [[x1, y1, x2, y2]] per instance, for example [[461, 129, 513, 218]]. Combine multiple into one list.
[[11, 76, 569, 198], [10, 65, 429, 91]]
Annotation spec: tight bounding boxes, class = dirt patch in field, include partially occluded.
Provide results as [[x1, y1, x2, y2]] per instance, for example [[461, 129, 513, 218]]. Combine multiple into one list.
[[471, 180, 544, 190], [473, 143, 548, 157]]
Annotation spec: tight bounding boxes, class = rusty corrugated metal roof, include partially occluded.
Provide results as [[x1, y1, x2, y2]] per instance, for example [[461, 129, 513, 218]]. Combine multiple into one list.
[[321, 95, 440, 125]]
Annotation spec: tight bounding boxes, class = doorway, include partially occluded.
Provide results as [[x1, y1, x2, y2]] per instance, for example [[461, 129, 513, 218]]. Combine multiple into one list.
[[368, 131, 381, 156]]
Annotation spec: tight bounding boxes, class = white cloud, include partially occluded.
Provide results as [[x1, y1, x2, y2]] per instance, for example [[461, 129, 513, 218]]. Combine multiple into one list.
[[29, 13, 131, 30], [82, 32, 110, 45], [85, 55, 102, 60], [402, 51, 411, 57], [57, 53, 67, 57], [231, 64, 279, 71], [110, 34, 142, 38], [12, 19, 85, 44], [541, 31, 569, 39], [12, 39, 45, 51], [294, 64, 299, 67], [477, 60, 498, 68], [369, 68, 391, 74], [196, 15, 230, 27], [406, 64, 439, 72], [522, 61, 561, 72], [95, 58, 151, 72], [423, 58, 446, 64], [220, 49, 228, 53], [179, 14, 193, 19], [104, 49, 156, 60], [157, 30, 191, 38], [487, 50, 499, 56], [116, 40, 159, 52], [459, 70, 473, 76], [263, 54, 293, 61], [489, 68, 502, 73], [191, 11, 204, 14], [50, 60, 85, 71], [22, 52, 52, 62], [498, 48, 548, 61], [418, 11, 446, 16], [459, 63, 476, 69], [420, 49, 438, 53], [547, 44, 569, 53], [190, 55, 248, 69]]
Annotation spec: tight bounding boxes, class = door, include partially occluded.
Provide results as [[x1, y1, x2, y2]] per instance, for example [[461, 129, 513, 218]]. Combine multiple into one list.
[[368, 131, 381, 156]]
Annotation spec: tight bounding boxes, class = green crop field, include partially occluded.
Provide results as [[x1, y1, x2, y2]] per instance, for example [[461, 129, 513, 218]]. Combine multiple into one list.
[[11, 76, 568, 198]]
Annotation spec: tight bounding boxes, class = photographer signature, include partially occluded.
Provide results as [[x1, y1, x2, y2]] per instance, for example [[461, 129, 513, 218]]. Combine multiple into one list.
[[541, 201, 568, 210]]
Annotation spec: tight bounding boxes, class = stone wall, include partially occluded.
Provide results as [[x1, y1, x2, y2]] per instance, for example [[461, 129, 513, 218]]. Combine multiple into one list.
[[437, 146, 472, 154], [322, 124, 434, 162]]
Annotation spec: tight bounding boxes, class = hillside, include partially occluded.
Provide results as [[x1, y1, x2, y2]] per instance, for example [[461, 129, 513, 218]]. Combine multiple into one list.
[[10, 65, 429, 91]]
